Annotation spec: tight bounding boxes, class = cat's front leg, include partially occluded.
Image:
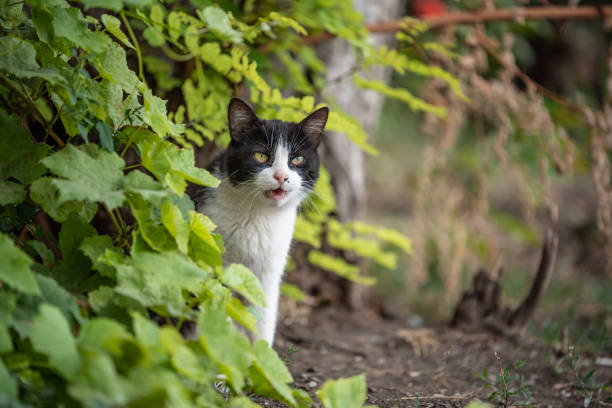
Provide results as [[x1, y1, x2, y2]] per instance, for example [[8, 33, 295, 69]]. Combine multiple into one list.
[[254, 267, 282, 346]]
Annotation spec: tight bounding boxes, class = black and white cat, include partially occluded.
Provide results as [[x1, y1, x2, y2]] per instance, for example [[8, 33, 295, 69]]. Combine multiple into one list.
[[197, 98, 328, 346]]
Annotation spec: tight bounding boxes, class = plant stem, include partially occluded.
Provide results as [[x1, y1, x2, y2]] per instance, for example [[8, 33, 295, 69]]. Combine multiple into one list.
[[0, 77, 65, 147], [124, 163, 142, 170], [495, 352, 509, 408], [120, 11, 146, 85], [104, 204, 126, 237], [120, 140, 133, 157], [114, 208, 127, 236]]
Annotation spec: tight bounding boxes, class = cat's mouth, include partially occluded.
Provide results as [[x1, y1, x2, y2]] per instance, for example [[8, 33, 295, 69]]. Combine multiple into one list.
[[264, 188, 287, 202]]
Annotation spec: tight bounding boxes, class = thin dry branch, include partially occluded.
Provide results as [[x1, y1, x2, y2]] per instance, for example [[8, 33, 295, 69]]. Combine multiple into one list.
[[473, 28, 584, 113], [300, 6, 612, 46], [507, 229, 559, 328]]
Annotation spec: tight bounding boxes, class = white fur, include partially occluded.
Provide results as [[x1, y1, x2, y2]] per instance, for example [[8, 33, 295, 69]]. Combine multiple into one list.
[[199, 144, 304, 346]]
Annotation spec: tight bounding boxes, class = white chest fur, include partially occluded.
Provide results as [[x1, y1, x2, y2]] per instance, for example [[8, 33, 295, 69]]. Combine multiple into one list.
[[199, 181, 298, 345]]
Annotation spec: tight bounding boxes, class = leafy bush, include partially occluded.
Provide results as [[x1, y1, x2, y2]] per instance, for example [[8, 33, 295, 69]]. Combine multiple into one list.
[[0, 0, 446, 405]]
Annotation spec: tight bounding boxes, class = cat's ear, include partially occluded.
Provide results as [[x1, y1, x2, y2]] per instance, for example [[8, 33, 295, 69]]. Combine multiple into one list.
[[228, 98, 260, 142], [299, 107, 329, 147]]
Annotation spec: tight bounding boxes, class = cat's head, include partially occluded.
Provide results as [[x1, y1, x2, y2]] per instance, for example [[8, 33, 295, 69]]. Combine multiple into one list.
[[224, 98, 328, 209]]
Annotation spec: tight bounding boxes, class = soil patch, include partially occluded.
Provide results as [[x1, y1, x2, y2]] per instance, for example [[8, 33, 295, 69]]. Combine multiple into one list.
[[268, 306, 611, 408]]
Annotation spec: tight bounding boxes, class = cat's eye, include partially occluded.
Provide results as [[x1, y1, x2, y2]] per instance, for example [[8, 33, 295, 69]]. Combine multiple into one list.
[[253, 152, 268, 163], [291, 156, 304, 166]]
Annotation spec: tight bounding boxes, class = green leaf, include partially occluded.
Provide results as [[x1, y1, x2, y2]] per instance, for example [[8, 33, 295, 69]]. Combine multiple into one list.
[[41, 144, 125, 210], [36, 274, 83, 325], [217, 263, 266, 307], [142, 89, 184, 139], [77, 318, 131, 355], [101, 14, 134, 49], [128, 194, 176, 252], [0, 360, 17, 399], [0, 109, 49, 184], [31, 303, 81, 379], [68, 350, 127, 405], [228, 397, 262, 408], [0, 233, 40, 295], [82, 0, 153, 11], [0, 180, 25, 205], [280, 282, 308, 302], [248, 339, 297, 406], [317, 374, 367, 408], [188, 211, 223, 268], [96, 121, 114, 152], [51, 6, 112, 54], [0, 37, 62, 83], [80, 235, 119, 278], [0, 322, 13, 353], [200, 6, 243, 43], [53, 216, 98, 291], [167, 148, 220, 188], [93, 42, 141, 94], [198, 301, 253, 391], [353, 75, 446, 119], [161, 200, 190, 254], [123, 170, 167, 201], [109, 247, 208, 312], [159, 327, 211, 382], [308, 250, 375, 286], [30, 177, 97, 222], [225, 297, 257, 333]]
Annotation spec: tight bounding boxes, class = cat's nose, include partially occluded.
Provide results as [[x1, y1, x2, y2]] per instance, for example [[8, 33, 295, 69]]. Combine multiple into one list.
[[273, 171, 289, 186]]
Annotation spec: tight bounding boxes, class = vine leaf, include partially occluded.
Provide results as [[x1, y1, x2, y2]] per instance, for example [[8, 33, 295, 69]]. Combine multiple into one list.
[[201, 6, 243, 44], [50, 6, 111, 54], [31, 304, 82, 380], [40, 144, 166, 211], [0, 37, 62, 83], [216, 263, 266, 307], [248, 340, 297, 407], [198, 301, 253, 392], [317, 374, 367, 408], [0, 360, 17, 399], [41, 144, 125, 210], [0, 110, 49, 185], [0, 233, 40, 295], [101, 14, 134, 49]]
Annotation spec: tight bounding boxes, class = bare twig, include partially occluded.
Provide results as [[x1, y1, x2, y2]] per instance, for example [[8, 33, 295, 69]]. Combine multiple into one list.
[[474, 29, 583, 113], [495, 352, 510, 408], [507, 229, 559, 328], [0, 76, 65, 147]]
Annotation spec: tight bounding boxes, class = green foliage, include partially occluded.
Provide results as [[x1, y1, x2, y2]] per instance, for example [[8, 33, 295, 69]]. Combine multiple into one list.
[[551, 347, 612, 407], [0, 0, 426, 405], [294, 167, 411, 286], [317, 374, 368, 408]]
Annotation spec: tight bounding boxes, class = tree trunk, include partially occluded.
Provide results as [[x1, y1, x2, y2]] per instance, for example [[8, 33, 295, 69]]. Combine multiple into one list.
[[318, 0, 406, 221], [316, 1, 406, 309]]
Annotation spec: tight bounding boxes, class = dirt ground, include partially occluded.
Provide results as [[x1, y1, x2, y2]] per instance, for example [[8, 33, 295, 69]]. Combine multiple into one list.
[[265, 306, 611, 408]]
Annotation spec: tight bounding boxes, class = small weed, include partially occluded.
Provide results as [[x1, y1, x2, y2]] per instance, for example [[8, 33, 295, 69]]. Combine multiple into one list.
[[283, 343, 299, 366], [478, 352, 533, 407], [552, 346, 612, 407]]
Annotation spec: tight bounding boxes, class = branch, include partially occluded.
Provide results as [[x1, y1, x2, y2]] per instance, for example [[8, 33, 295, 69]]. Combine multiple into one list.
[[301, 6, 612, 46], [506, 229, 559, 328]]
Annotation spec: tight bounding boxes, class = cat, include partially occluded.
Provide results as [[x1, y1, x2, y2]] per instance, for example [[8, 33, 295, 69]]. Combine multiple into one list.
[[196, 98, 328, 346]]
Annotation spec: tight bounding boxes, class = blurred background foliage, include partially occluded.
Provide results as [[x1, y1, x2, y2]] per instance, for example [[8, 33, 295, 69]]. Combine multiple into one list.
[[367, 0, 612, 354]]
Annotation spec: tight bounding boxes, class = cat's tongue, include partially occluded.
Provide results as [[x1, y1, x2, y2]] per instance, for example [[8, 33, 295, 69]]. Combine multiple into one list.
[[265, 188, 287, 201]]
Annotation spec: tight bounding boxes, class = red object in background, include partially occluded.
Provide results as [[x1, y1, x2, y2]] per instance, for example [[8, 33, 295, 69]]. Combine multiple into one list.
[[413, 0, 446, 17]]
